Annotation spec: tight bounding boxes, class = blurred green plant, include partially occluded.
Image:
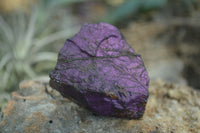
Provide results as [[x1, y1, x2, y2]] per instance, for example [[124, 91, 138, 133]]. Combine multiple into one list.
[[0, 0, 84, 92], [103, 0, 199, 25], [41, 0, 86, 8], [102, 0, 167, 24]]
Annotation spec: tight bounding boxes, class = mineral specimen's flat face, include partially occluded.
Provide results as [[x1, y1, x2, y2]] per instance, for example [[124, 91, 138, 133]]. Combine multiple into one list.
[[49, 23, 149, 119]]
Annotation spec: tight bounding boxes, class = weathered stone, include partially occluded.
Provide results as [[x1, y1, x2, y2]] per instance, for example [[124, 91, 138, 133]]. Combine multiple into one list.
[[0, 80, 200, 133], [49, 23, 149, 119]]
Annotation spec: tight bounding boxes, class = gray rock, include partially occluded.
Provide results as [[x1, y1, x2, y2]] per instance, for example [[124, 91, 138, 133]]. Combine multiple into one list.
[[0, 80, 200, 133]]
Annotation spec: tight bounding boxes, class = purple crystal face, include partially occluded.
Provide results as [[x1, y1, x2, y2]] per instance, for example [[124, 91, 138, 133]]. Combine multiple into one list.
[[49, 23, 149, 119]]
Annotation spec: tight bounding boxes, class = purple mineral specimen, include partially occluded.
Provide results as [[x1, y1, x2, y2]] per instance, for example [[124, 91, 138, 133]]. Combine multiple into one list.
[[49, 23, 149, 119]]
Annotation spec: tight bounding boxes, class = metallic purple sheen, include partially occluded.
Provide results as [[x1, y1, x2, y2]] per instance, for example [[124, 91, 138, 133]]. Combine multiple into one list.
[[49, 23, 149, 119]]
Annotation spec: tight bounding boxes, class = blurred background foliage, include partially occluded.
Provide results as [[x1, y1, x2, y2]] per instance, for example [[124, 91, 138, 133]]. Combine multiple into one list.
[[0, 0, 199, 109], [0, 0, 82, 92]]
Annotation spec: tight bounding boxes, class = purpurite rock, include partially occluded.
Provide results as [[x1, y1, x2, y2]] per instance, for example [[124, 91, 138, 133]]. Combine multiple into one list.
[[49, 23, 149, 119]]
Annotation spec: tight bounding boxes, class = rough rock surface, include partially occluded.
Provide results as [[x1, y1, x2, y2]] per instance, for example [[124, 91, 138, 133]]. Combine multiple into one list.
[[0, 80, 200, 133]]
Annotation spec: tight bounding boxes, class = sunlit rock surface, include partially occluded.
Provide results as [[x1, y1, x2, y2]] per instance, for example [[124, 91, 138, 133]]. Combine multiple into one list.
[[0, 80, 199, 133]]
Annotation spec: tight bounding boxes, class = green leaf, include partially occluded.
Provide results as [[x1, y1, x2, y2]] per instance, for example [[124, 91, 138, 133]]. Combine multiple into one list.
[[44, 0, 86, 8], [0, 53, 12, 70], [32, 28, 78, 53], [0, 16, 14, 45], [31, 52, 57, 64], [23, 64, 36, 78], [102, 0, 167, 24]]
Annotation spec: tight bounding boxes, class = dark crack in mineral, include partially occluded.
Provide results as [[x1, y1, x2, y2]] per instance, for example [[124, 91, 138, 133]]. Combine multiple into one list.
[[49, 23, 149, 119]]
